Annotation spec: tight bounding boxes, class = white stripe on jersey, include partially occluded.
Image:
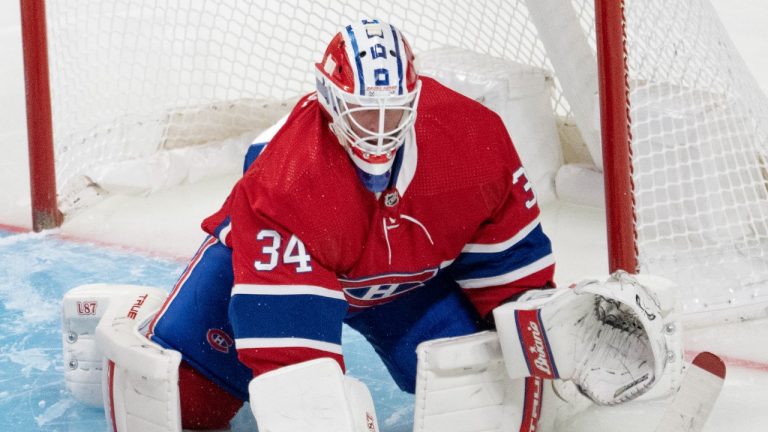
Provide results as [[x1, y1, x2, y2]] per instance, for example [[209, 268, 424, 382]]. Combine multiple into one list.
[[456, 254, 555, 289], [236, 337, 343, 355], [394, 129, 418, 196], [218, 223, 232, 247], [462, 219, 541, 254], [439, 258, 456, 269], [232, 284, 346, 301]]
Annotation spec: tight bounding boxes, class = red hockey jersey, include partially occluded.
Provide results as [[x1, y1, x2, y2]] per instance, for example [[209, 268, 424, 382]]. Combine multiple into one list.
[[202, 77, 555, 376]]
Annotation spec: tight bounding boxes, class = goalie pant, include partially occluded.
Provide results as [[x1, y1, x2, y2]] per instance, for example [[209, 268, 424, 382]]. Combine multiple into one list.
[[146, 237, 517, 429]]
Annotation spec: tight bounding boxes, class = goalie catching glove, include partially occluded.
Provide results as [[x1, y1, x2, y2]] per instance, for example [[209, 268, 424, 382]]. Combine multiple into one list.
[[493, 271, 675, 405]]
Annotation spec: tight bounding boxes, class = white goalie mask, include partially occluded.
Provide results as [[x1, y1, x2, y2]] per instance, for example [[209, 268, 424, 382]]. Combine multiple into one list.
[[315, 20, 421, 192]]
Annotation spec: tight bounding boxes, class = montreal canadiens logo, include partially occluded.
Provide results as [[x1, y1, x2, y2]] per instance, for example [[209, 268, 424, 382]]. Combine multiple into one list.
[[340, 268, 438, 309], [206, 329, 234, 353]]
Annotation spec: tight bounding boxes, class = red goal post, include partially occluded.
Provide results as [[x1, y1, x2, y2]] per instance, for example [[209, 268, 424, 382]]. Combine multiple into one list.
[[595, 0, 638, 275], [19, 0, 62, 231]]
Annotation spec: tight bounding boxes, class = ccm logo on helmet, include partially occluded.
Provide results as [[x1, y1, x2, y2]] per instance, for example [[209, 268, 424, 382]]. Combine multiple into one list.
[[207, 329, 234, 353]]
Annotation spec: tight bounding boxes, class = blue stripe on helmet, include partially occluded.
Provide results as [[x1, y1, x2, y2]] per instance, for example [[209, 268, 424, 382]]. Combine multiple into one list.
[[346, 25, 366, 96], [390, 26, 404, 95]]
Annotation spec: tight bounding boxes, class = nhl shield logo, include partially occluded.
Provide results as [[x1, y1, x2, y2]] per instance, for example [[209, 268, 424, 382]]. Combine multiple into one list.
[[384, 191, 399, 207]]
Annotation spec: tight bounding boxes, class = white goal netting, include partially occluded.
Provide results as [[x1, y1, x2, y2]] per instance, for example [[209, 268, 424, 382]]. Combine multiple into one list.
[[625, 0, 768, 321], [42, 0, 768, 322]]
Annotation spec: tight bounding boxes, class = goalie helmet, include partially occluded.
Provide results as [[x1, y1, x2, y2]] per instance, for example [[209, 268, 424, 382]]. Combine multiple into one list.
[[315, 19, 421, 192]]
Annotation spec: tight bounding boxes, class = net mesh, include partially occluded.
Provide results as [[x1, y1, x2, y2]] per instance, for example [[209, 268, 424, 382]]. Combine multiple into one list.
[[43, 0, 768, 318], [625, 0, 768, 316], [45, 0, 563, 212]]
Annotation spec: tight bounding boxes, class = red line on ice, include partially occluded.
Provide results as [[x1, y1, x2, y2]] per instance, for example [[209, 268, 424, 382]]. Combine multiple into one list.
[[0, 223, 29, 233], [0, 222, 187, 262], [685, 350, 768, 373], [56, 232, 188, 262]]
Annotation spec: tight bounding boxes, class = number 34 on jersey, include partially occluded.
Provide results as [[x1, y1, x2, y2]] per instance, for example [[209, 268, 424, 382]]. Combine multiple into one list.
[[253, 229, 313, 273]]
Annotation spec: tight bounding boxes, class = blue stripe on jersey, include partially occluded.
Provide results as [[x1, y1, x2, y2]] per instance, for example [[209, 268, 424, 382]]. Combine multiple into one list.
[[212, 216, 231, 244], [346, 25, 366, 95], [450, 224, 552, 280], [390, 26, 404, 95], [243, 142, 267, 173], [229, 291, 348, 346]]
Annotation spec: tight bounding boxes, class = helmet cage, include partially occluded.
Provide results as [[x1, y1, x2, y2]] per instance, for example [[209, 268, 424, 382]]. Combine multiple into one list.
[[321, 74, 421, 159]]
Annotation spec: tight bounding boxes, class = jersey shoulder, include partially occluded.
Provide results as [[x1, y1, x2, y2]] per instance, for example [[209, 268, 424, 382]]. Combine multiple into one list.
[[243, 95, 332, 185], [235, 95, 372, 271], [411, 77, 522, 190]]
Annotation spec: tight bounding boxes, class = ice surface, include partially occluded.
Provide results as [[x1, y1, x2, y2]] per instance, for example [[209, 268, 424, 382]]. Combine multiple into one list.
[[1, 228, 766, 431], [0, 229, 413, 431]]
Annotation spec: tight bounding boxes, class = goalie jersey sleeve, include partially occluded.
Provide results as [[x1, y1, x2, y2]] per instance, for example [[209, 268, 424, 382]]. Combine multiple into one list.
[[224, 180, 349, 377], [448, 134, 555, 318]]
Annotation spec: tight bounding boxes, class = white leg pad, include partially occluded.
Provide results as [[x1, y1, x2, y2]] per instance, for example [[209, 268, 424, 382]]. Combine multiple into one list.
[[97, 314, 182, 432], [249, 358, 379, 432], [61, 284, 168, 407], [414, 331, 532, 432], [344, 376, 380, 432]]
